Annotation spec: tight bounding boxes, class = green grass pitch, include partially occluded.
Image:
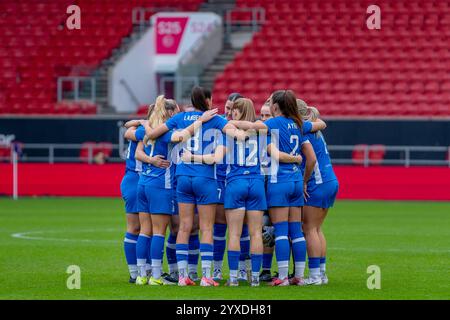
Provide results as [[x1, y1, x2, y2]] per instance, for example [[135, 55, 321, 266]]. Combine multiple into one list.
[[0, 198, 448, 300]]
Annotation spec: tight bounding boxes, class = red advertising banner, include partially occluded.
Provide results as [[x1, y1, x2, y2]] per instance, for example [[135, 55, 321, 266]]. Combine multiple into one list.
[[1, 164, 450, 200], [155, 16, 188, 54]]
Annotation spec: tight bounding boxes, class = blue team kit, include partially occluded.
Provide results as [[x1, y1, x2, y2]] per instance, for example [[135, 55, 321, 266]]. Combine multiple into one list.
[[122, 115, 339, 215]]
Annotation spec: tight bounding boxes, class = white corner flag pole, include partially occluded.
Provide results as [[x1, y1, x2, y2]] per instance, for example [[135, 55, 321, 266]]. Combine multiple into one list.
[[12, 145, 18, 200]]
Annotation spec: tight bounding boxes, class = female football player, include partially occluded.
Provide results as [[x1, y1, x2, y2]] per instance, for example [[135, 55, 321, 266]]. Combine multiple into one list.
[[213, 92, 251, 282], [229, 90, 319, 286], [184, 97, 302, 286], [121, 115, 147, 283], [134, 96, 210, 285], [144, 86, 243, 286], [300, 106, 339, 285]]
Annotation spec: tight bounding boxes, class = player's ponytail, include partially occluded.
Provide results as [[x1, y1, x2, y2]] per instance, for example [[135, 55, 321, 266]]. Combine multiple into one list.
[[147, 95, 176, 144], [146, 103, 155, 120], [271, 90, 303, 130]]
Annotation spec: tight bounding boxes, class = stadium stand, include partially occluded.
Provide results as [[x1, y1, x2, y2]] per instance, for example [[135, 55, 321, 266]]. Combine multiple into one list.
[[213, 0, 450, 117], [0, 0, 203, 115]]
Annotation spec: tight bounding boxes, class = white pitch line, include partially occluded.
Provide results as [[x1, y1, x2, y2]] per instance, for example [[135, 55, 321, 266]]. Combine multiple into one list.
[[330, 246, 450, 254], [11, 228, 122, 244], [11, 230, 450, 254]]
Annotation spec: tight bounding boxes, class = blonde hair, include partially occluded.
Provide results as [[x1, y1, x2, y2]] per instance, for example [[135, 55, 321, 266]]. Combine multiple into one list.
[[232, 98, 256, 122], [147, 95, 176, 144], [305, 106, 320, 121], [297, 99, 308, 117], [305, 106, 322, 138], [146, 104, 155, 120]]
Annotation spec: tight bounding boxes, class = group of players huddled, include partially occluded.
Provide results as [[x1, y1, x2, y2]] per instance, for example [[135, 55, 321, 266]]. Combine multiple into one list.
[[120, 87, 339, 287]]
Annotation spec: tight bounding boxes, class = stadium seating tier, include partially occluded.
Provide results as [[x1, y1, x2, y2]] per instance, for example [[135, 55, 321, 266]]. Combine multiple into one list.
[[0, 0, 204, 115], [213, 0, 450, 117]]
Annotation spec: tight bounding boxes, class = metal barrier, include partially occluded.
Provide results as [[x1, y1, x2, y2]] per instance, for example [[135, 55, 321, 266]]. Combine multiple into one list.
[[328, 145, 450, 167], [57, 76, 96, 102], [131, 7, 178, 33], [1, 143, 125, 164], [1, 144, 449, 167], [225, 7, 266, 37]]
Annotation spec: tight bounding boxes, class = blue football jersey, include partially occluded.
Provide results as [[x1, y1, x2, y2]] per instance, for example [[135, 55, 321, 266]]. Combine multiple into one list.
[[225, 134, 264, 183], [125, 125, 145, 172], [302, 121, 313, 135], [265, 116, 309, 183], [165, 111, 227, 179], [301, 131, 337, 186], [139, 130, 175, 189]]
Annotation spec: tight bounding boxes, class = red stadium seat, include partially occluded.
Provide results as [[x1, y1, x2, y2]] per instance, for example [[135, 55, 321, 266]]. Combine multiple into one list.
[[369, 145, 386, 166], [352, 144, 369, 166], [0, 0, 204, 115], [211, 0, 450, 117]]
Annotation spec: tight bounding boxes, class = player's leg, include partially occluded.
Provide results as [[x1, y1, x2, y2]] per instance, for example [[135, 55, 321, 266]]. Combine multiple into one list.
[[120, 172, 140, 283], [267, 181, 292, 286], [149, 213, 172, 285], [269, 206, 290, 286], [213, 178, 227, 280], [303, 205, 326, 285], [176, 202, 195, 285], [124, 214, 140, 283], [175, 176, 196, 285], [135, 184, 152, 285], [194, 176, 219, 286], [288, 206, 307, 285], [238, 219, 251, 281], [213, 203, 227, 280], [188, 215, 200, 281], [225, 208, 245, 286], [261, 246, 274, 281], [165, 215, 179, 281], [197, 204, 217, 286], [246, 178, 267, 287], [136, 212, 152, 284], [246, 210, 264, 287], [318, 210, 328, 284], [260, 214, 274, 281]]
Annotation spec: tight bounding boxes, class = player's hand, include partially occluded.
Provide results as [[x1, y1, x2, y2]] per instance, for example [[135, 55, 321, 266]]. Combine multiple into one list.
[[199, 108, 218, 123], [181, 150, 193, 163], [151, 155, 170, 168], [262, 226, 275, 247], [303, 182, 309, 200], [294, 155, 303, 163]]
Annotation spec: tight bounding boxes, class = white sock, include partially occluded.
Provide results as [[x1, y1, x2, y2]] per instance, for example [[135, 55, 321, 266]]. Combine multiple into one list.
[[214, 260, 223, 271], [230, 269, 238, 280], [188, 264, 197, 274], [295, 262, 306, 278], [128, 265, 138, 279], [252, 272, 259, 279], [202, 260, 211, 278], [278, 261, 289, 279], [137, 259, 147, 277], [320, 263, 326, 274], [178, 260, 188, 278], [239, 260, 246, 271], [310, 267, 321, 279], [152, 259, 162, 279]]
